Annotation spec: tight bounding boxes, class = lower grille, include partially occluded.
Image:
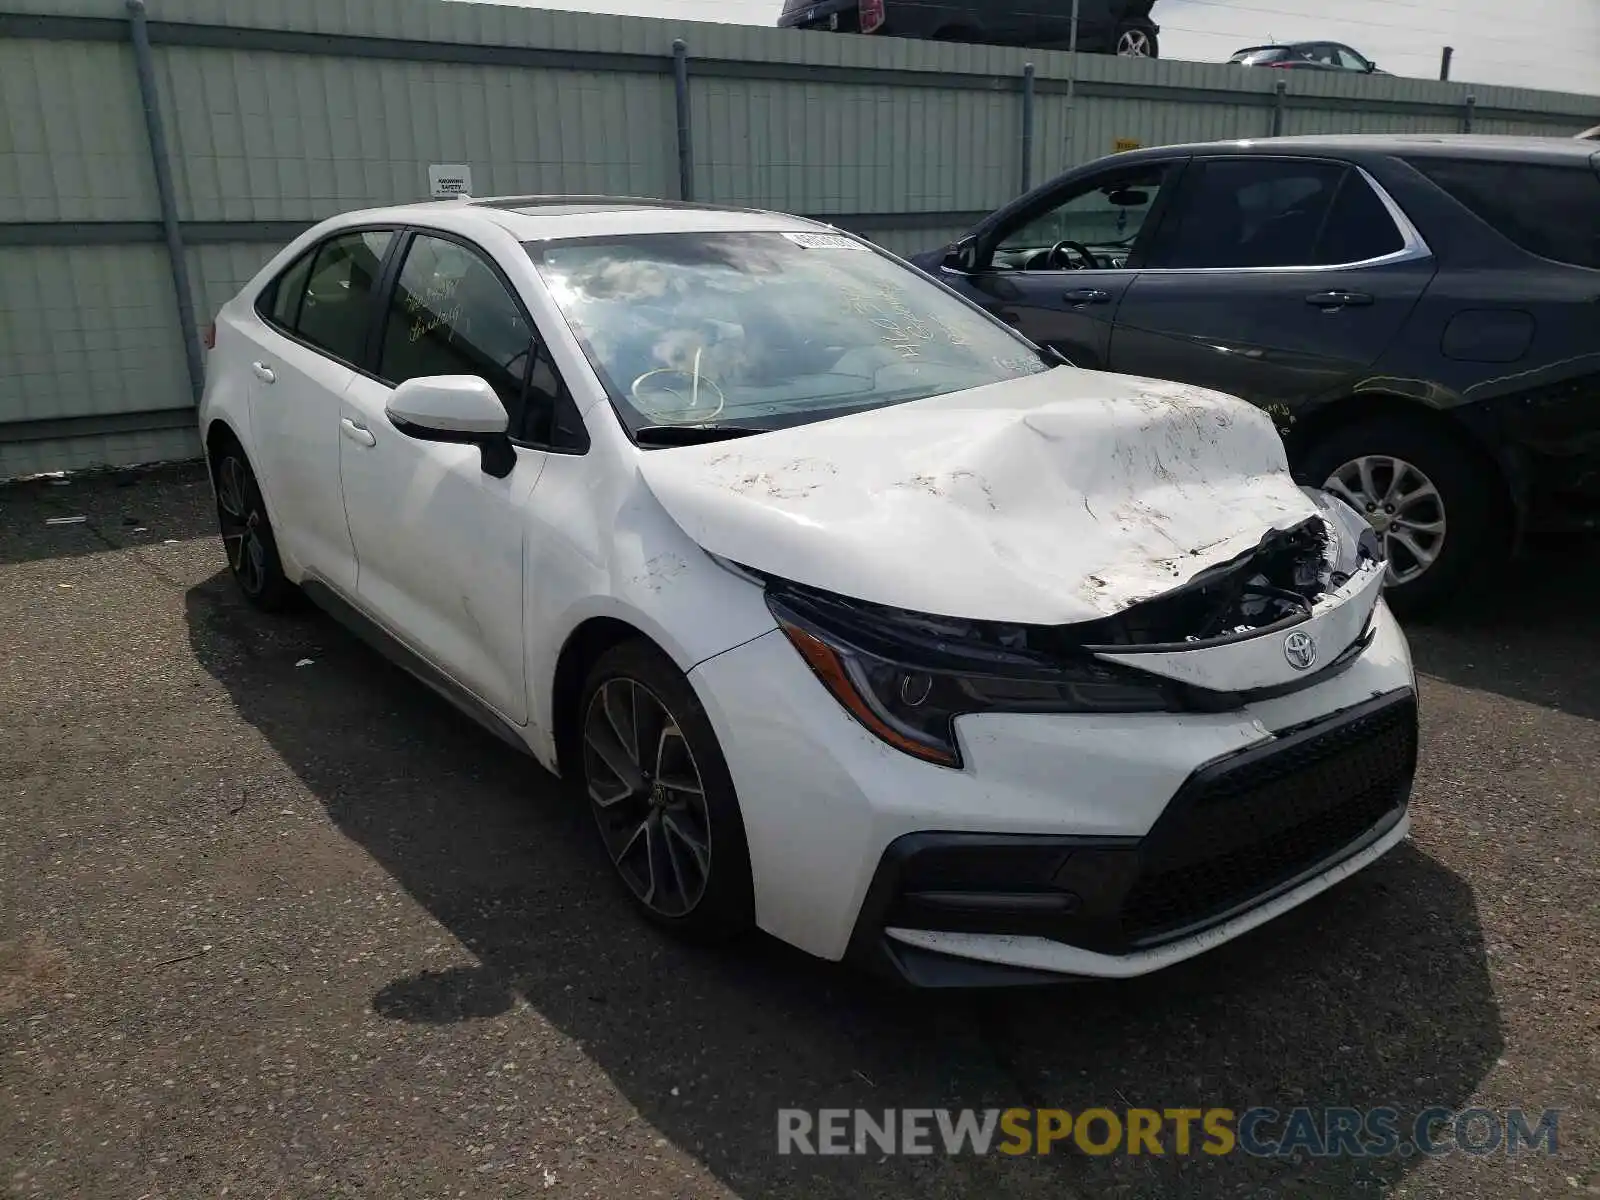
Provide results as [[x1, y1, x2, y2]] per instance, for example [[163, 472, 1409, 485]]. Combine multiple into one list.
[[1122, 693, 1417, 942]]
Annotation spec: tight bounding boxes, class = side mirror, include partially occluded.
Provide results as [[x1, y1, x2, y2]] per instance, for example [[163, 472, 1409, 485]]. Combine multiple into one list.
[[387, 375, 516, 478], [942, 235, 981, 273]]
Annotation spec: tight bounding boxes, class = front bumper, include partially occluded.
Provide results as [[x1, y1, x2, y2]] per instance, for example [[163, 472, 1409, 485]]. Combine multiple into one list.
[[855, 688, 1415, 986], [689, 600, 1417, 981]]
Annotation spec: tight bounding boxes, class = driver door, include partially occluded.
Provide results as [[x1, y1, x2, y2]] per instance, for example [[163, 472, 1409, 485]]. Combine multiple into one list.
[[947, 158, 1184, 368]]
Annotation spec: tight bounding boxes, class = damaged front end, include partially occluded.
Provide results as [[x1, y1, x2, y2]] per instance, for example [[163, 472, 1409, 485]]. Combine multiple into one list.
[[747, 489, 1385, 768]]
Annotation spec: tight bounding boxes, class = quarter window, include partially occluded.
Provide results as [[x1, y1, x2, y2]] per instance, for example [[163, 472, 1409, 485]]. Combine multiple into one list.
[[294, 230, 392, 363], [378, 235, 534, 433], [1149, 160, 1404, 269], [1406, 157, 1600, 269]]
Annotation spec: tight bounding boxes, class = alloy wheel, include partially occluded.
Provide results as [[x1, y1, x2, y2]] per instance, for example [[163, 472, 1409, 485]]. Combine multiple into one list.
[[1324, 455, 1447, 586], [216, 455, 268, 596], [583, 678, 713, 918], [1117, 29, 1152, 56]]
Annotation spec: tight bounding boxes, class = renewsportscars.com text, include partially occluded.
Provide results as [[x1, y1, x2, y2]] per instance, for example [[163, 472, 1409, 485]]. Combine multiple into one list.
[[777, 1106, 1560, 1159]]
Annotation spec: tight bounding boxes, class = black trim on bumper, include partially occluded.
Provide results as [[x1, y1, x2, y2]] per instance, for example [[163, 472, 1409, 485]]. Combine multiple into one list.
[[847, 688, 1417, 985]]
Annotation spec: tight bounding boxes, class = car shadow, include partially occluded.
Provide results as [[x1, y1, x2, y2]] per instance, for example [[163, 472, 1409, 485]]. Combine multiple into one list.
[[1404, 534, 1600, 721], [184, 568, 1503, 1196]]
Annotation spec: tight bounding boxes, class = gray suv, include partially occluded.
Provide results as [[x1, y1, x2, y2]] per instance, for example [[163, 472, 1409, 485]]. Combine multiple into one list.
[[916, 135, 1600, 613], [778, 0, 1160, 57]]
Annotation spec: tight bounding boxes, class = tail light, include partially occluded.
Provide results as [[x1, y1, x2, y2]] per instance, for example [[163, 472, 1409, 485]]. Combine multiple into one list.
[[859, 0, 886, 34], [204, 320, 216, 350]]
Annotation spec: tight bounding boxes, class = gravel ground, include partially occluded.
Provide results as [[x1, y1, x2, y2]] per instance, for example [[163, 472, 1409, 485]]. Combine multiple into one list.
[[2, 463, 1595, 1200]]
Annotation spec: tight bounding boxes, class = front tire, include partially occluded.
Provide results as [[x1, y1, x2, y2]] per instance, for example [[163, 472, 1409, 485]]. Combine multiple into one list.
[[578, 640, 754, 942], [1298, 414, 1508, 617], [211, 442, 296, 611]]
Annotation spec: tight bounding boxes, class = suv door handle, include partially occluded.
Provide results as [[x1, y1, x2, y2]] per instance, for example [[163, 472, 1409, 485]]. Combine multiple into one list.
[[1063, 288, 1111, 305], [340, 417, 376, 448], [251, 361, 276, 384], [1306, 291, 1373, 309]]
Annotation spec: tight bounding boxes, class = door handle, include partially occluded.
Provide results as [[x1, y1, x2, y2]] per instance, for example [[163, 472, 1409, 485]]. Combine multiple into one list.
[[340, 416, 376, 448], [1063, 288, 1111, 305], [251, 361, 276, 384], [1305, 291, 1373, 309], [994, 308, 1023, 326]]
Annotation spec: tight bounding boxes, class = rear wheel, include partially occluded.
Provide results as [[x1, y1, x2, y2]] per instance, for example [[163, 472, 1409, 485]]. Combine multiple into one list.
[[579, 640, 754, 941], [1298, 414, 1508, 617], [211, 441, 295, 611], [1115, 23, 1158, 57]]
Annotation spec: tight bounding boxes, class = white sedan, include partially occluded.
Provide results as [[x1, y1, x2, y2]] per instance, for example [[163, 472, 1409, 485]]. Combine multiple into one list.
[[199, 196, 1418, 986]]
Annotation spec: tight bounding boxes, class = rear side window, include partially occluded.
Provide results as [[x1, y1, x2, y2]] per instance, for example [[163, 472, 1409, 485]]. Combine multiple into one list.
[[1314, 171, 1406, 264], [1150, 159, 1405, 268], [1408, 158, 1600, 269], [261, 229, 392, 364], [266, 251, 314, 328]]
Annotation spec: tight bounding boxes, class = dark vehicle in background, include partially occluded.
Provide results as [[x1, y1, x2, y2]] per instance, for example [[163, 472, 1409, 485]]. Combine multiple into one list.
[[1230, 42, 1384, 73], [779, 0, 1161, 57], [915, 135, 1600, 613]]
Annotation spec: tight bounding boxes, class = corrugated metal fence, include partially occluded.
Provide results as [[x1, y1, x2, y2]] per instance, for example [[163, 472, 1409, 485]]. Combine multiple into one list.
[[3, 0, 1598, 478]]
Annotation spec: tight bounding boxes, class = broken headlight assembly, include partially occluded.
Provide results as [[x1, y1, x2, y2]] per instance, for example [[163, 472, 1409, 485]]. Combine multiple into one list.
[[765, 587, 1175, 769]]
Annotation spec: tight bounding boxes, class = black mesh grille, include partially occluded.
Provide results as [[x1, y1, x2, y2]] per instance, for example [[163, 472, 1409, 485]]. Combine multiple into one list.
[[1123, 694, 1417, 942]]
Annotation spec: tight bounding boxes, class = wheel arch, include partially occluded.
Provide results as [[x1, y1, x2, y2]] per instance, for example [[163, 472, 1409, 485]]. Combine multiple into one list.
[[549, 615, 674, 782], [1281, 391, 1519, 521]]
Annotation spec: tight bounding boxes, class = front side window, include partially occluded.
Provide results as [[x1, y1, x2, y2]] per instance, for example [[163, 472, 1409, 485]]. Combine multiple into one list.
[[530, 231, 1052, 438], [294, 230, 392, 363], [1149, 159, 1404, 269], [379, 234, 534, 427], [1407, 157, 1600, 269], [997, 166, 1171, 269]]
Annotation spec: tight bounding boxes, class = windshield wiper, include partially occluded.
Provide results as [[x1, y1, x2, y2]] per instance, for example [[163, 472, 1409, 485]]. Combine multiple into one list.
[[633, 424, 773, 447]]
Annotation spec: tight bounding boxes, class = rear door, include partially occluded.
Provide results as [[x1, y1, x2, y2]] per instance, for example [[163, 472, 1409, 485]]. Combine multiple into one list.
[[246, 228, 395, 594], [1109, 156, 1436, 409], [939, 157, 1183, 368]]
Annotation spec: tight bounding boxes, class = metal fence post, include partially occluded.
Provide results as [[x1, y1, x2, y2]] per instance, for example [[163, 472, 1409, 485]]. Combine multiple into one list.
[[127, 0, 203, 407], [672, 39, 695, 203], [1020, 63, 1036, 194], [1462, 94, 1476, 133], [1271, 79, 1287, 137]]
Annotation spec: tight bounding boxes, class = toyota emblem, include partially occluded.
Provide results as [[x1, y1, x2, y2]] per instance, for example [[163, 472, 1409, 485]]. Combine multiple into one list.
[[1283, 630, 1317, 671]]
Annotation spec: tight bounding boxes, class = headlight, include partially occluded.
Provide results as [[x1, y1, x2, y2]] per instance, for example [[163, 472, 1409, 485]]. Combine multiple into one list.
[[767, 589, 1174, 769]]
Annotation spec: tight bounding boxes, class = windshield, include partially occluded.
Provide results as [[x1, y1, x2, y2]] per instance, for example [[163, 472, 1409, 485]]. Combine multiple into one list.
[[528, 231, 1052, 439]]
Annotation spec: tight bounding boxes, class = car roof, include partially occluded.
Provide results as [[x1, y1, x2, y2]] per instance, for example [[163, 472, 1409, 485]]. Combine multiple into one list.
[[319, 195, 834, 242], [1116, 133, 1600, 166]]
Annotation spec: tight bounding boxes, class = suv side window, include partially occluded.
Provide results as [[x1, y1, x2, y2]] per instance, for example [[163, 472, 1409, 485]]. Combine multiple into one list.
[[1406, 157, 1600, 269], [294, 230, 393, 364], [1334, 46, 1369, 71], [996, 164, 1174, 270], [1148, 159, 1403, 269]]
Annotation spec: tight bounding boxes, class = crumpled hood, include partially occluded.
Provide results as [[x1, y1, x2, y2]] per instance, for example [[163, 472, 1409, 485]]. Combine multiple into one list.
[[636, 369, 1323, 624]]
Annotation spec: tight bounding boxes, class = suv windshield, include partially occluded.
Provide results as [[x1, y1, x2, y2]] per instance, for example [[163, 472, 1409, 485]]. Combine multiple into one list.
[[529, 231, 1052, 439]]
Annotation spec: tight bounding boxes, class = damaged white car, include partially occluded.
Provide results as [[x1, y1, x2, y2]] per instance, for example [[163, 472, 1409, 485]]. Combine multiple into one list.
[[200, 197, 1418, 986]]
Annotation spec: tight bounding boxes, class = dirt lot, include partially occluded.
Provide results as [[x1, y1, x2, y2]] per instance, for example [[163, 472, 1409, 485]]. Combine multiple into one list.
[[2, 463, 1596, 1199]]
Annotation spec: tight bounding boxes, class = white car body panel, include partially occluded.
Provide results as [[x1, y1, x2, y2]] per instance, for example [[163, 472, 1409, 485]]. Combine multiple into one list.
[[637, 371, 1319, 625], [245, 327, 360, 594], [691, 601, 1413, 962], [339, 373, 542, 725], [197, 197, 1421, 985]]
